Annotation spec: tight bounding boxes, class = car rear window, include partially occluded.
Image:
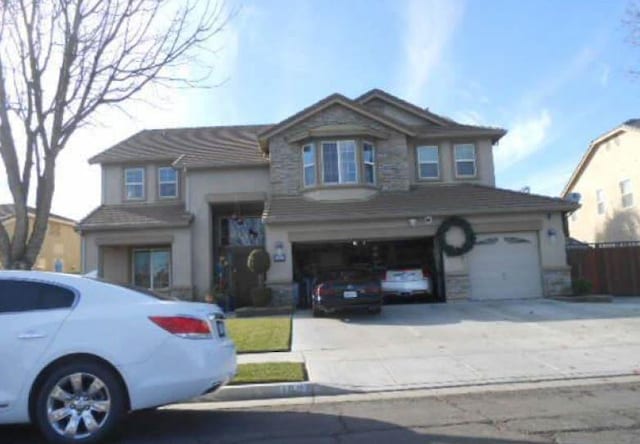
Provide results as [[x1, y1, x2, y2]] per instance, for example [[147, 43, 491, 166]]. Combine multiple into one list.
[[0, 279, 76, 313], [318, 269, 373, 281]]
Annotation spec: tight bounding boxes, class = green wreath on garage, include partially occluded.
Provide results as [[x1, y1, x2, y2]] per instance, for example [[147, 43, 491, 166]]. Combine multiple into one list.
[[436, 216, 476, 257]]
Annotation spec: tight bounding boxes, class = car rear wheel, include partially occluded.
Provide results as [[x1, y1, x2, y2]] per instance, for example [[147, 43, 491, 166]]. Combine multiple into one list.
[[34, 360, 127, 444], [368, 305, 382, 315]]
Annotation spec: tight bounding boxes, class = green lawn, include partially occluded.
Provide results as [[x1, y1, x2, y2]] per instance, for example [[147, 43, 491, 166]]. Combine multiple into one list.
[[231, 362, 306, 385], [226, 316, 292, 353]]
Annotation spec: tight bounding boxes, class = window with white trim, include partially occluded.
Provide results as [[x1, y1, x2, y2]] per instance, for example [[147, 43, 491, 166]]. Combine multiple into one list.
[[303, 144, 316, 187], [322, 140, 357, 184], [596, 189, 606, 215], [363, 142, 375, 184], [158, 167, 178, 198], [125, 167, 145, 200], [417, 145, 439, 179], [133, 248, 171, 290], [620, 179, 634, 208], [454, 144, 476, 177]]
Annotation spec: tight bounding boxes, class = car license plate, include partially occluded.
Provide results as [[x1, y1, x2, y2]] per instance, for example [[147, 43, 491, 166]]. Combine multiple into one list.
[[216, 320, 226, 337], [343, 291, 358, 299]]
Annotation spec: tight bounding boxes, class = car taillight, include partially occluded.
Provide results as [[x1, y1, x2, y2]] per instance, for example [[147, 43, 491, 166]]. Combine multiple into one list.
[[149, 316, 212, 339], [318, 283, 336, 296]]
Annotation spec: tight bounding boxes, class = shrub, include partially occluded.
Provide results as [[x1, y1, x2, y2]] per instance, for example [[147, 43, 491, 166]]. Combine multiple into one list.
[[247, 248, 271, 275], [572, 278, 592, 296], [251, 287, 272, 307]]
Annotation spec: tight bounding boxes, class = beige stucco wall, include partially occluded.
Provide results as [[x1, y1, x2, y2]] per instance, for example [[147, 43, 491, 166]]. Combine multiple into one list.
[[82, 227, 192, 295], [567, 129, 640, 242], [102, 163, 185, 205], [1, 216, 80, 272], [186, 166, 271, 298]]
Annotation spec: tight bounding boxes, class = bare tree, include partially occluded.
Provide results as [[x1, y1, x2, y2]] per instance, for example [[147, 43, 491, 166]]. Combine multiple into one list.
[[0, 0, 227, 269]]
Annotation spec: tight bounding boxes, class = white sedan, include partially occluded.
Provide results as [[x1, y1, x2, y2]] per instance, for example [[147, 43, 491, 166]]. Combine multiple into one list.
[[0, 271, 236, 443]]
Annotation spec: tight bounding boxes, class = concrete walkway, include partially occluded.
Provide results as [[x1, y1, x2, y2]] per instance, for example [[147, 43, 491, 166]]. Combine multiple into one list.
[[241, 298, 640, 394]]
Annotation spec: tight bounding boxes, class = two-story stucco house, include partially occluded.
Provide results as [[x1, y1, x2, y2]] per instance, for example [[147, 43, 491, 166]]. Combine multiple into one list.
[[78, 89, 577, 305], [1, 205, 81, 272], [563, 119, 640, 244]]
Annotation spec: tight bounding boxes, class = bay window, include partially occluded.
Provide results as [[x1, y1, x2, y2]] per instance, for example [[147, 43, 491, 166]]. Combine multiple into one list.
[[363, 142, 375, 184], [322, 140, 358, 184], [303, 144, 316, 187]]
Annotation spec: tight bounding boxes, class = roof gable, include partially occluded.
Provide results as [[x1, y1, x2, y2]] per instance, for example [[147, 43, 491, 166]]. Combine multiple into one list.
[[356, 89, 453, 126], [0, 204, 76, 225], [562, 120, 640, 196], [257, 94, 415, 152]]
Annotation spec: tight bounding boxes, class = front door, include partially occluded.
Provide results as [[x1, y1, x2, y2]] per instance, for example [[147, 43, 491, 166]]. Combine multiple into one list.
[[227, 246, 260, 308]]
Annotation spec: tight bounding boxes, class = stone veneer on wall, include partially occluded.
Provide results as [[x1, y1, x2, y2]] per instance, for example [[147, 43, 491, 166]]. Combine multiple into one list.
[[269, 104, 411, 195], [445, 274, 471, 300], [543, 268, 572, 297]]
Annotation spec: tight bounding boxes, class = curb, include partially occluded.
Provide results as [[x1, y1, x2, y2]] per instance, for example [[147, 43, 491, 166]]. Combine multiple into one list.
[[190, 371, 640, 404], [193, 382, 315, 403]]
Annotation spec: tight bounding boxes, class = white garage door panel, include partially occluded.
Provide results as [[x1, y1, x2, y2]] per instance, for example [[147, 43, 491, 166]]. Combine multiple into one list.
[[467, 232, 542, 300]]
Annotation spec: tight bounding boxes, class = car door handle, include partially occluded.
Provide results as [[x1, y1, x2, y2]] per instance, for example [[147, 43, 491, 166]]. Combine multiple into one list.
[[18, 331, 46, 340]]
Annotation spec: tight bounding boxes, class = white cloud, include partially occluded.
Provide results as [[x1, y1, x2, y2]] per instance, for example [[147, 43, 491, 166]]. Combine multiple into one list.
[[454, 110, 484, 125], [399, 0, 464, 103], [500, 162, 575, 198], [494, 110, 552, 171]]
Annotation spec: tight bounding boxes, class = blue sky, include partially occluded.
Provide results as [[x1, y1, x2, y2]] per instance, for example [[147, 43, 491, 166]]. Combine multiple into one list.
[[1, 0, 638, 219]]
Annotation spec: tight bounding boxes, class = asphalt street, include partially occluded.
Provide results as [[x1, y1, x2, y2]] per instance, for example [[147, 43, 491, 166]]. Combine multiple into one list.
[[2, 380, 640, 443]]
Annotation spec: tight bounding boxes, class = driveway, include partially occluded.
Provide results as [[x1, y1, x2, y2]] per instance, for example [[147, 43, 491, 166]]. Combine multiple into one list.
[[292, 298, 640, 392]]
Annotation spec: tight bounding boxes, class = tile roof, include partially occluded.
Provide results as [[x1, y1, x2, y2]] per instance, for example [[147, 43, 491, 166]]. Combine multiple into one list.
[[0, 204, 76, 223], [88, 89, 507, 166], [264, 184, 577, 224], [89, 125, 272, 167], [624, 118, 640, 129], [77, 204, 193, 231]]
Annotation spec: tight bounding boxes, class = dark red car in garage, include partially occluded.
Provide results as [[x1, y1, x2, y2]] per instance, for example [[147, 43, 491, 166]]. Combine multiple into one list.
[[311, 268, 382, 317]]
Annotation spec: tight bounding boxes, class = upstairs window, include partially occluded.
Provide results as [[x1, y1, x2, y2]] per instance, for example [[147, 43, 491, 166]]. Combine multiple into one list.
[[454, 144, 477, 177], [596, 189, 606, 215], [322, 140, 358, 184], [417, 145, 439, 179], [158, 167, 178, 198], [303, 144, 316, 187], [125, 167, 145, 200], [620, 179, 634, 208], [363, 142, 376, 184]]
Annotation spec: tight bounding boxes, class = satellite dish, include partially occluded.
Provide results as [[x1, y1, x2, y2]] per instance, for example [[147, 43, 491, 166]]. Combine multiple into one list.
[[567, 192, 582, 203]]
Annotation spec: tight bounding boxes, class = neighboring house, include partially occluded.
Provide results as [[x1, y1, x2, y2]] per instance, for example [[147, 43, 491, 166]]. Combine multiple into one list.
[[562, 119, 640, 243], [78, 89, 577, 304], [0, 205, 81, 273]]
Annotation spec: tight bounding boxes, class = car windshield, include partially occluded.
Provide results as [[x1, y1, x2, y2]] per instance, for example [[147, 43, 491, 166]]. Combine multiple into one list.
[[87, 277, 178, 301]]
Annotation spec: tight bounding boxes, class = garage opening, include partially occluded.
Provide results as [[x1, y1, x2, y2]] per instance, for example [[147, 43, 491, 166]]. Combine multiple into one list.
[[292, 237, 443, 308]]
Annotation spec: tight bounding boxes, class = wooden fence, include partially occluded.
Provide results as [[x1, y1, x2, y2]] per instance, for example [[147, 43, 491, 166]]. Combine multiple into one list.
[[567, 242, 640, 295]]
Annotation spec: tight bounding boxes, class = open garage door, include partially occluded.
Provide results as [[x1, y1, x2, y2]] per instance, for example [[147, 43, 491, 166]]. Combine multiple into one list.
[[293, 237, 441, 307], [467, 232, 543, 300]]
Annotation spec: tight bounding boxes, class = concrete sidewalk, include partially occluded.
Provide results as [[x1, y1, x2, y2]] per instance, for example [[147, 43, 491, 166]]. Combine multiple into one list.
[[210, 298, 640, 402]]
